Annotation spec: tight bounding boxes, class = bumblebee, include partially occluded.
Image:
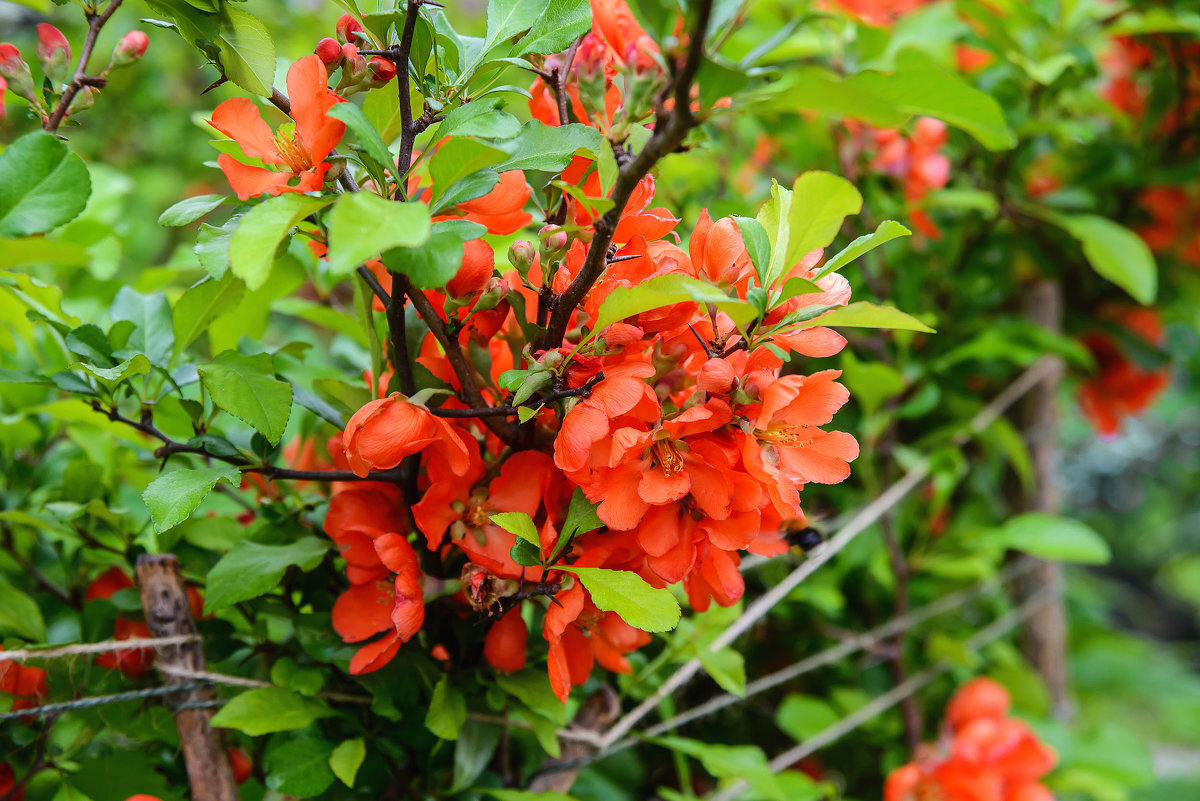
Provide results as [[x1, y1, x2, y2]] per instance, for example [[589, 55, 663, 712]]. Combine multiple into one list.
[[782, 520, 824, 552]]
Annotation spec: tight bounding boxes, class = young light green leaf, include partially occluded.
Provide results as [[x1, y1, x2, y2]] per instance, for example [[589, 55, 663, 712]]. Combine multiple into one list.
[[0, 578, 47, 640], [173, 274, 246, 353], [560, 487, 603, 542], [756, 181, 793, 286], [0, 131, 92, 237], [110, 288, 175, 364], [210, 686, 332, 735], [204, 537, 330, 612], [1050, 213, 1157, 305], [426, 675, 468, 740], [329, 739, 366, 788], [158, 194, 228, 227], [326, 193, 432, 275], [229, 193, 330, 290], [498, 120, 604, 173], [815, 220, 911, 280], [734, 216, 770, 283], [327, 103, 399, 183], [514, 0, 592, 56], [784, 172, 863, 273], [142, 465, 242, 532], [490, 511, 540, 548], [72, 354, 152, 386], [565, 566, 681, 632], [484, 0, 542, 47], [989, 513, 1111, 564], [799, 301, 935, 334], [197, 350, 293, 444], [593, 273, 756, 337]]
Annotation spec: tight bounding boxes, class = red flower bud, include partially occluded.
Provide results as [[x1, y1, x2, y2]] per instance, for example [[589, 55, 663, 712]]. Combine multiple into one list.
[[484, 607, 528, 673], [367, 56, 396, 86], [315, 36, 342, 67], [35, 23, 70, 66], [228, 748, 252, 784], [0, 77, 7, 123], [0, 44, 36, 103], [336, 13, 365, 45], [111, 30, 148, 67]]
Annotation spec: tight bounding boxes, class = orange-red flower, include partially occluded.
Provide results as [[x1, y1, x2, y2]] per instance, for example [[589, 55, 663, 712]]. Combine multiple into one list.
[[454, 170, 532, 235], [341, 394, 471, 478], [85, 567, 154, 678], [209, 55, 345, 200], [1078, 307, 1171, 436]]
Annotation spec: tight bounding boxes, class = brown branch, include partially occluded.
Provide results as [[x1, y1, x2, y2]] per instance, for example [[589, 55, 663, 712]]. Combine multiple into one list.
[[395, 275, 517, 444], [43, 0, 124, 132], [540, 0, 714, 350], [395, 0, 423, 179]]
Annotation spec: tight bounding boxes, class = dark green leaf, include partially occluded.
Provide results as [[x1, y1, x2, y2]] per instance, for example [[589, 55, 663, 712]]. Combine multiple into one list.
[[197, 350, 293, 444], [210, 686, 332, 735], [142, 465, 242, 532], [205, 537, 330, 611]]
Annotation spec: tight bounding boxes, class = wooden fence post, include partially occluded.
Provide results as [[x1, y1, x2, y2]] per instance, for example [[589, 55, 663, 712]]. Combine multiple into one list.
[[136, 554, 240, 801], [1016, 280, 1071, 718]]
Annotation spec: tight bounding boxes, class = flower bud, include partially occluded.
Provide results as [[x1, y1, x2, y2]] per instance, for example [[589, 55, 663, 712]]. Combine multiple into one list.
[[697, 357, 736, 395], [111, 30, 148, 68], [470, 277, 507, 313], [68, 85, 94, 114], [539, 224, 568, 255], [35, 24, 71, 85], [507, 240, 535, 272], [539, 349, 564, 370], [367, 56, 396, 87], [0, 44, 37, 103], [314, 37, 342, 68], [0, 77, 6, 123], [336, 13, 365, 45], [336, 43, 368, 94]]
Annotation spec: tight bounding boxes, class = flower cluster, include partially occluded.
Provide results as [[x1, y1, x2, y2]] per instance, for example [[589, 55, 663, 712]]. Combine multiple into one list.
[[303, 0, 862, 702], [886, 678, 1058, 801], [1077, 306, 1171, 436], [845, 117, 951, 238], [1100, 34, 1200, 141]]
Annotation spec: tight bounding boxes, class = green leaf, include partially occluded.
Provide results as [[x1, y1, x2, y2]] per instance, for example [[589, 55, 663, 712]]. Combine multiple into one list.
[[498, 120, 604, 173], [800, 301, 935, 333], [194, 214, 241, 278], [565, 566, 681, 632], [329, 739, 366, 788], [775, 694, 840, 742], [593, 273, 756, 337], [694, 645, 745, 696], [204, 537, 330, 612], [197, 350, 293, 444], [988, 513, 1111, 564], [451, 721, 502, 792], [774, 66, 1016, 151], [0, 237, 90, 269], [438, 99, 522, 141], [784, 172, 863, 273], [158, 194, 228, 226], [73, 354, 152, 386], [496, 670, 568, 724], [0, 131, 92, 236], [735, 216, 770, 283], [328, 102, 399, 184], [173, 274, 246, 353], [514, 0, 592, 56], [650, 737, 784, 800], [267, 737, 335, 796], [229, 194, 330, 290], [326, 193, 432, 275], [510, 538, 542, 567], [560, 486, 603, 542], [215, 7, 276, 95], [210, 686, 332, 735], [815, 220, 911, 280], [0, 578, 47, 640], [110, 288, 175, 364], [381, 219, 484, 290], [491, 511, 540, 547], [142, 465, 241, 533], [429, 138, 510, 206], [426, 675, 468, 740], [1049, 214, 1157, 305], [485, 0, 542, 47]]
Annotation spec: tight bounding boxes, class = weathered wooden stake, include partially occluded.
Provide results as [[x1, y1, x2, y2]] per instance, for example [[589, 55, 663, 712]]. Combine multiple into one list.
[[1016, 281, 1071, 718], [136, 554, 239, 801]]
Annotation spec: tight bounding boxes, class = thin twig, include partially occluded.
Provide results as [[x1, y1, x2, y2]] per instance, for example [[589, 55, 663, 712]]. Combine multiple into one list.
[[539, 0, 714, 350], [44, 0, 125, 132]]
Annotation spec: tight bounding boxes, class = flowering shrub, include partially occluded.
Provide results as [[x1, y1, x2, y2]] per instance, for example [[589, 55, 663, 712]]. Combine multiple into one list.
[[0, 0, 1196, 798]]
